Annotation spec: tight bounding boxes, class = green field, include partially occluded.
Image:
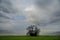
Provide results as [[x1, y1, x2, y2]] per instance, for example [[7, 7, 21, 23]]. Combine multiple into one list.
[[0, 36, 60, 40]]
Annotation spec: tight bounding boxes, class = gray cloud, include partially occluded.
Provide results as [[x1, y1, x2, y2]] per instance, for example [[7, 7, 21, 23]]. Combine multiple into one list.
[[0, 29, 13, 34], [0, 13, 10, 19], [0, 0, 16, 34], [35, 0, 53, 8], [32, 0, 60, 25], [45, 31, 60, 35], [23, 0, 60, 35], [52, 31, 60, 35]]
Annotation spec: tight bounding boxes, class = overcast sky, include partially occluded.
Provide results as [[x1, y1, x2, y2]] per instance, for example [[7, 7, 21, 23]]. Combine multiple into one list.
[[0, 0, 60, 35]]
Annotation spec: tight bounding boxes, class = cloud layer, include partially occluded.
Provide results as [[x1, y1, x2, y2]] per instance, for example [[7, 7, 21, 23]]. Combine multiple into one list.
[[0, 0, 60, 35], [24, 0, 60, 26], [0, 0, 16, 33]]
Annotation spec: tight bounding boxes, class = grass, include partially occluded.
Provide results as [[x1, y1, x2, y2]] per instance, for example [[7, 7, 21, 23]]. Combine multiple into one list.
[[0, 36, 60, 40]]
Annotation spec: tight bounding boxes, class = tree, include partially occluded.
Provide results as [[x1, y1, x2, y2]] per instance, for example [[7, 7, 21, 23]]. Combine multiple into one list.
[[26, 25, 40, 36]]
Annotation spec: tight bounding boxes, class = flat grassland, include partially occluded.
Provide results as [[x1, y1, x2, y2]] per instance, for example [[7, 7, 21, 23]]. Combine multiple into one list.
[[0, 36, 60, 40]]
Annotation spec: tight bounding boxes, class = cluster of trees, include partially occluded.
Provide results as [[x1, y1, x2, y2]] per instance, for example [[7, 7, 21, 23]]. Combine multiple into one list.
[[26, 25, 40, 36]]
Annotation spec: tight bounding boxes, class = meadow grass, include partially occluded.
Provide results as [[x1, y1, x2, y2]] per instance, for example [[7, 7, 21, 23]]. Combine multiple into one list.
[[0, 36, 60, 40]]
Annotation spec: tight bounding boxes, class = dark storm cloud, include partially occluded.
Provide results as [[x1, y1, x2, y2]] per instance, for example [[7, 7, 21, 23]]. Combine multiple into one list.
[[0, 0, 11, 23], [0, 13, 10, 19], [49, 11, 60, 24], [0, 0, 11, 19], [0, 0, 16, 22], [54, 11, 60, 17], [0, 0, 16, 34], [35, 0, 53, 9], [0, 6, 11, 13], [48, 31, 60, 35], [0, 0, 2, 3], [0, 29, 13, 34], [53, 31, 60, 35], [0, 27, 13, 34]]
